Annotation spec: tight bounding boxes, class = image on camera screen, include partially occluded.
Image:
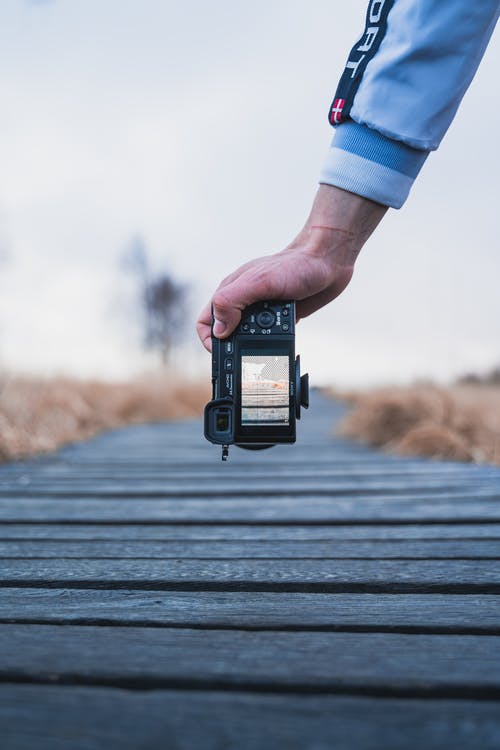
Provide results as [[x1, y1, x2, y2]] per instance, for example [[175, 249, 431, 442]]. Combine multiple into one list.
[[241, 354, 289, 426]]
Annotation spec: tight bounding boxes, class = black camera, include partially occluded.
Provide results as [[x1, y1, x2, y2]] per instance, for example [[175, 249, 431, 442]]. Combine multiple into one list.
[[204, 300, 309, 460]]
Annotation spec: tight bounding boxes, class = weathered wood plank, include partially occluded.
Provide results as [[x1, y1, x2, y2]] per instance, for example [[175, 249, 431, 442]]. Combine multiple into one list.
[[1, 497, 500, 522], [1, 523, 500, 541], [4, 463, 496, 480], [1, 625, 499, 695], [2, 685, 500, 750], [0, 482, 500, 499], [2, 559, 500, 591], [0, 484, 500, 502], [1, 539, 499, 559], [1, 590, 499, 632], [5, 467, 498, 491], [4, 453, 439, 471]]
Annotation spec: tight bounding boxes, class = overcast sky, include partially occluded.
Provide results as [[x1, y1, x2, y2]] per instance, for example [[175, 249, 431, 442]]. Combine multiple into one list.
[[0, 0, 498, 386]]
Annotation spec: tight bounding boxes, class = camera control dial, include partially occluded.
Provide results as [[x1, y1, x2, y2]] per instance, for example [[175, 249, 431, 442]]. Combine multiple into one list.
[[255, 310, 276, 328]]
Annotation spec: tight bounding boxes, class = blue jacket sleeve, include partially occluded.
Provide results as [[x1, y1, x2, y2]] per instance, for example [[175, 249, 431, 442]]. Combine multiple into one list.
[[319, 0, 500, 208]]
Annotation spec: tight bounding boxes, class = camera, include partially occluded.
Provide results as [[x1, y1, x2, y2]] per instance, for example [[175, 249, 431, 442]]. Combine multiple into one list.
[[204, 300, 309, 460]]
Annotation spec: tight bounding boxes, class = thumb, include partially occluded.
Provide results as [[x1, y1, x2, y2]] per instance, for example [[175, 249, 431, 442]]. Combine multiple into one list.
[[211, 258, 279, 337], [212, 286, 248, 338]]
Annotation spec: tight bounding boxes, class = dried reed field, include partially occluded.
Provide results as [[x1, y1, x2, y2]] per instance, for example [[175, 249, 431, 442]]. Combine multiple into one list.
[[0, 374, 209, 462], [335, 384, 500, 466], [2, 373, 499, 467]]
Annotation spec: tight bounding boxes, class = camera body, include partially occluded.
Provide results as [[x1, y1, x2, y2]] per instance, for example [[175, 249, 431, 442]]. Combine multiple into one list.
[[204, 300, 309, 460]]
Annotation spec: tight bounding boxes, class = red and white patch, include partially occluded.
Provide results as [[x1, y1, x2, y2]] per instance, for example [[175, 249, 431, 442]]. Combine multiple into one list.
[[330, 98, 345, 124]]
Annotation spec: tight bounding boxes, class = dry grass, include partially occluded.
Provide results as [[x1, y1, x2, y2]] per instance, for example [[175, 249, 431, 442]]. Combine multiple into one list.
[[0, 373, 210, 462], [332, 384, 500, 466]]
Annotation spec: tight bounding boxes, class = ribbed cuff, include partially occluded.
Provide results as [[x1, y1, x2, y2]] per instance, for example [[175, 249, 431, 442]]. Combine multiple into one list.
[[319, 121, 429, 209]]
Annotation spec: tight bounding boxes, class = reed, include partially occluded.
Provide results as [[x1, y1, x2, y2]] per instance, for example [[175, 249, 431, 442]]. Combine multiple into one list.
[[0, 373, 210, 461], [332, 384, 500, 465]]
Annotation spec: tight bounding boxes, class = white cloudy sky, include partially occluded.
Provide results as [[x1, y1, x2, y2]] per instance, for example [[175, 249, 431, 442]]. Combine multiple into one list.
[[0, 0, 498, 386]]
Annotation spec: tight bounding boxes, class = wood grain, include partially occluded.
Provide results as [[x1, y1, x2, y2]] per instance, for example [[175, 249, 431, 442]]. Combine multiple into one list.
[[1, 624, 500, 696], [2, 497, 500, 523], [1, 522, 499, 540], [1, 590, 499, 632], [1, 538, 500, 559], [2, 558, 500, 592], [3, 685, 500, 750]]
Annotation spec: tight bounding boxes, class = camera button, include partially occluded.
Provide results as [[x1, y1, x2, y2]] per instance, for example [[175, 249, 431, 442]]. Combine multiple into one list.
[[224, 341, 233, 354], [224, 358, 233, 371], [282, 323, 289, 332], [282, 307, 289, 317], [242, 323, 249, 331]]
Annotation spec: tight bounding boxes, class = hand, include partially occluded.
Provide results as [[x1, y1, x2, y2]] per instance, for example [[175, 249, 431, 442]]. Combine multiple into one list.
[[196, 245, 353, 352], [197, 185, 387, 351]]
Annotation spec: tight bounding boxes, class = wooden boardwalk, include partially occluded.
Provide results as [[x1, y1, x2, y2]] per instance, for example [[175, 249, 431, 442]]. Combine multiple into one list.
[[1, 391, 500, 749]]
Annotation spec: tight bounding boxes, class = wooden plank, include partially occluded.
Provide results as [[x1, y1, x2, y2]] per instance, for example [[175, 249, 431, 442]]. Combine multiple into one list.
[[2, 497, 500, 523], [2, 685, 500, 750], [2, 475, 496, 495], [0, 468, 500, 484], [1, 522, 500, 541], [0, 482, 499, 502], [4, 466, 498, 491], [3, 459, 493, 475], [2, 559, 500, 592], [6, 466, 497, 488], [1, 538, 499, 559], [1, 625, 499, 695], [2, 451, 430, 468], [1, 590, 499, 632]]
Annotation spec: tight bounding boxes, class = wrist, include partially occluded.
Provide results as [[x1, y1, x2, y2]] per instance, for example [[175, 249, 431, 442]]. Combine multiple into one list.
[[293, 184, 387, 266]]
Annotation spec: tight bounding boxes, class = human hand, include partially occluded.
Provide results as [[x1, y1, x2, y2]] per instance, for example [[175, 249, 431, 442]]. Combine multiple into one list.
[[197, 185, 387, 351]]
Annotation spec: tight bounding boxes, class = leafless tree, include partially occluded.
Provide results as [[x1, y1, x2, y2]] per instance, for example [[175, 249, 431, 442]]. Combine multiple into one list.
[[122, 237, 186, 365]]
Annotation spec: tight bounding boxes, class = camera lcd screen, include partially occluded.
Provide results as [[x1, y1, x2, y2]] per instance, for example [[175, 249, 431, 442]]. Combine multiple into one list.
[[240, 354, 290, 426]]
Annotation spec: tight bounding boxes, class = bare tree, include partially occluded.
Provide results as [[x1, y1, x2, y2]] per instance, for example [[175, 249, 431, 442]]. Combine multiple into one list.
[[142, 273, 186, 364], [122, 237, 187, 365]]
